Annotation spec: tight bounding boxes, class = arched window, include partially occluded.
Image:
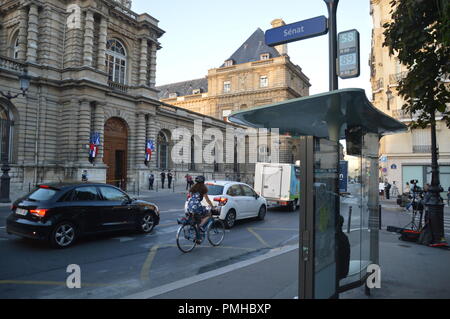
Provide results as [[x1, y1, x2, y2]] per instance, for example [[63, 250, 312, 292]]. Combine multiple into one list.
[[190, 136, 196, 171], [10, 31, 20, 59], [106, 39, 127, 84], [157, 131, 169, 170]]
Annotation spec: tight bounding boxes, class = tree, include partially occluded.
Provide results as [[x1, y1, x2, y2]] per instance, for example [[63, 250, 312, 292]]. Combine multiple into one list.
[[383, 0, 450, 245]]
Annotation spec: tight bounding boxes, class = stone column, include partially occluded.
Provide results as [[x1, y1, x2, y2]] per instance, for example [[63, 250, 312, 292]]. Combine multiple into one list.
[[17, 6, 28, 61], [83, 10, 95, 67], [148, 41, 157, 88], [139, 38, 148, 86], [78, 100, 92, 162], [136, 112, 146, 168], [94, 102, 105, 163], [97, 16, 108, 73], [26, 3, 39, 63]]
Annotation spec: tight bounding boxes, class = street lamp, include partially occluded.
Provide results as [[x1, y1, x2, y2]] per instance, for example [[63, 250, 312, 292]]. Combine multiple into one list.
[[0, 69, 30, 203]]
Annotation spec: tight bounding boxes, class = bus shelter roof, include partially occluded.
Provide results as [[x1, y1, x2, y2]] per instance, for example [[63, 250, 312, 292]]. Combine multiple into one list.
[[228, 88, 407, 139]]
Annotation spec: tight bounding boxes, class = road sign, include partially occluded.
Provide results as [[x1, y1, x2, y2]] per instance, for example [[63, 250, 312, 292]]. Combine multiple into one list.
[[265, 16, 328, 47], [337, 29, 360, 79], [339, 160, 348, 193]]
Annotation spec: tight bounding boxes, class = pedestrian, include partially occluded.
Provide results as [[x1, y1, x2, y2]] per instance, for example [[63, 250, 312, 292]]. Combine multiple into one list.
[[379, 181, 385, 200], [447, 186, 450, 206], [148, 172, 154, 190], [391, 181, 399, 197], [160, 170, 166, 189], [81, 170, 88, 182], [404, 182, 411, 195], [167, 170, 173, 189], [185, 174, 193, 190], [384, 180, 391, 200]]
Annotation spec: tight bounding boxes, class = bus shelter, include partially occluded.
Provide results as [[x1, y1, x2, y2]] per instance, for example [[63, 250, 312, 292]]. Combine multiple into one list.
[[228, 88, 407, 299]]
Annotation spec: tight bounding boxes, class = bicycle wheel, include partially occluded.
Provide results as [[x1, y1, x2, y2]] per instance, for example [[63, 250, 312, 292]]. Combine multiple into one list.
[[176, 224, 198, 253], [207, 219, 225, 246]]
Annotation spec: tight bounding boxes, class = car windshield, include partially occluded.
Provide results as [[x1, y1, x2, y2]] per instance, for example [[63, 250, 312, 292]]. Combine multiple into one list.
[[28, 188, 58, 201], [206, 185, 224, 195]]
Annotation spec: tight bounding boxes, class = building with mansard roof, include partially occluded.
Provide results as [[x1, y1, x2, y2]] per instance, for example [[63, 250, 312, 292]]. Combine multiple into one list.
[[0, 0, 264, 198], [156, 19, 311, 164]]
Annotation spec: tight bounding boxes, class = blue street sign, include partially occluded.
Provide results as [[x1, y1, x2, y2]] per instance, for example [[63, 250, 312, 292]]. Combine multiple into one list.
[[265, 16, 328, 47]]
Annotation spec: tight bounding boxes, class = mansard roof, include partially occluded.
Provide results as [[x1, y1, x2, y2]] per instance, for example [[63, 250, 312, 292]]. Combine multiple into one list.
[[220, 28, 281, 67], [156, 77, 208, 99]]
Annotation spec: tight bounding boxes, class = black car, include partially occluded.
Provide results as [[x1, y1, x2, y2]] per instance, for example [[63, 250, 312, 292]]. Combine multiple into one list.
[[6, 183, 160, 248]]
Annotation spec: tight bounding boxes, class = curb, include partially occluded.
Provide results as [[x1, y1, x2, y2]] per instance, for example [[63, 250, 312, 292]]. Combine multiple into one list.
[[122, 244, 299, 299]]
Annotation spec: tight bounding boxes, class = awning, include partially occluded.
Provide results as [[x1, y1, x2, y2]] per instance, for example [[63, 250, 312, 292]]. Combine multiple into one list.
[[228, 88, 407, 139]]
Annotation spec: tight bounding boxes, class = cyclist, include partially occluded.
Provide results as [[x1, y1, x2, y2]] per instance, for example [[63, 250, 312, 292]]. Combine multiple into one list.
[[187, 176, 214, 242]]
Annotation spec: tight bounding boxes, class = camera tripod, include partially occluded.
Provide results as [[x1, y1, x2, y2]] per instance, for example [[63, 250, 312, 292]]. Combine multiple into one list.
[[404, 192, 424, 231]]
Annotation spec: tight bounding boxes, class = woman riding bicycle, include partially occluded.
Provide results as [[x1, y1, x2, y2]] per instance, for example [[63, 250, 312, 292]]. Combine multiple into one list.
[[187, 176, 214, 242]]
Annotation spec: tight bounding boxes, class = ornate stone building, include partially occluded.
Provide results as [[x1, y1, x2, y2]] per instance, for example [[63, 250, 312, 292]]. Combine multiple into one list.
[[156, 19, 311, 164], [370, 0, 450, 193], [0, 0, 263, 198]]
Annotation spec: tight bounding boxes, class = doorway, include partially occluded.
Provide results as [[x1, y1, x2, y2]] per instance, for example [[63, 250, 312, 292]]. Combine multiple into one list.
[[104, 117, 128, 190]]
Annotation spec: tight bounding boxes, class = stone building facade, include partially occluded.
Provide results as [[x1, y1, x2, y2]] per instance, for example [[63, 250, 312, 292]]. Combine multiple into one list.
[[0, 0, 265, 199], [156, 19, 311, 165], [370, 0, 450, 193]]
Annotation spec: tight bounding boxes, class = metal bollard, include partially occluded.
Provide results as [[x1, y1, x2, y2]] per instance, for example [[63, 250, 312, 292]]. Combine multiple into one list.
[[347, 206, 352, 234], [379, 204, 382, 230]]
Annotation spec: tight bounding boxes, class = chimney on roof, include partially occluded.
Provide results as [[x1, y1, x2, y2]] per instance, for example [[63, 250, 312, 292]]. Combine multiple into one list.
[[271, 19, 288, 56]]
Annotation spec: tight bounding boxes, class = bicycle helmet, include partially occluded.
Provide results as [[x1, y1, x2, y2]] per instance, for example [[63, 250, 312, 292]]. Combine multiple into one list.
[[195, 175, 205, 183]]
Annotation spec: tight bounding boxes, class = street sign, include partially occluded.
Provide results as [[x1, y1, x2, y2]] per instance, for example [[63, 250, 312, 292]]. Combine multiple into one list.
[[337, 29, 360, 79], [265, 16, 328, 47], [339, 160, 348, 193]]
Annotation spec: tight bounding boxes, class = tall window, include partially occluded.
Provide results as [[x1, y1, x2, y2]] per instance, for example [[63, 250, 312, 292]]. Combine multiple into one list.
[[10, 32, 19, 59], [223, 81, 231, 93], [0, 105, 13, 162], [106, 39, 127, 84], [157, 131, 169, 169], [260, 76, 268, 88], [190, 136, 196, 171]]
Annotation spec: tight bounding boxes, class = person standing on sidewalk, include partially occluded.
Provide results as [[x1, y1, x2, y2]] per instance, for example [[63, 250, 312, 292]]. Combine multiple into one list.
[[447, 186, 450, 206], [148, 172, 155, 190], [160, 170, 166, 189], [185, 174, 193, 190], [384, 180, 392, 200], [167, 170, 173, 189]]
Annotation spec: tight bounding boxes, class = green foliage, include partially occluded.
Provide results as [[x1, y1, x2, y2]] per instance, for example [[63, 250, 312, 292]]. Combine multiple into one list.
[[383, 0, 450, 129]]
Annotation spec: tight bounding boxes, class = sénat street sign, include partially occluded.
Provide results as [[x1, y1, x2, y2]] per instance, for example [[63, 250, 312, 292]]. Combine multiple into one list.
[[265, 16, 328, 47]]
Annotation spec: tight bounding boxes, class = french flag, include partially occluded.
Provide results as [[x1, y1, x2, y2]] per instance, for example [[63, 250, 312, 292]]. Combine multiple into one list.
[[89, 132, 100, 164], [145, 140, 155, 165]]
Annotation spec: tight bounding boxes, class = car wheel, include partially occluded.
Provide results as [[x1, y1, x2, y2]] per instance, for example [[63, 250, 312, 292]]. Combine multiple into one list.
[[50, 222, 77, 249], [224, 210, 236, 229], [257, 205, 266, 221], [287, 201, 296, 212], [139, 212, 155, 234]]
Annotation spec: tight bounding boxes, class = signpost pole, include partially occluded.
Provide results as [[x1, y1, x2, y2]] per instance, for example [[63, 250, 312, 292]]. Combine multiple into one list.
[[324, 0, 339, 91]]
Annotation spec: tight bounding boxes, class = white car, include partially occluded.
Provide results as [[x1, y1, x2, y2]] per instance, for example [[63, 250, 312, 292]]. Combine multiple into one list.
[[185, 181, 267, 229]]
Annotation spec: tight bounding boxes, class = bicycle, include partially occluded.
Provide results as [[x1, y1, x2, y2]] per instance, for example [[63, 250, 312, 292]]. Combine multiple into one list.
[[176, 207, 225, 253]]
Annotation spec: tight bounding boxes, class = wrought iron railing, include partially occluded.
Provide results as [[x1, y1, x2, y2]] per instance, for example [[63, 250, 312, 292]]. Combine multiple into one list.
[[108, 80, 129, 93]]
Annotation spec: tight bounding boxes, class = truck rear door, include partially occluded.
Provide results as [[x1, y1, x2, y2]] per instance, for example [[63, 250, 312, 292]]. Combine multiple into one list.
[[262, 165, 283, 199]]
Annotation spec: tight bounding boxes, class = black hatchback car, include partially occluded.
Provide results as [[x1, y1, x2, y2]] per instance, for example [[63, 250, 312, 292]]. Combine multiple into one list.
[[6, 183, 160, 248]]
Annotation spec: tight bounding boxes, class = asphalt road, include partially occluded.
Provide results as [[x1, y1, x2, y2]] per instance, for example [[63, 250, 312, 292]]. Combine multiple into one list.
[[0, 192, 300, 299]]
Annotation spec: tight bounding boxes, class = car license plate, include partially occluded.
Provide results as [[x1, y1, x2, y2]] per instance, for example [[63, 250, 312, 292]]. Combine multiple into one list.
[[15, 208, 28, 216]]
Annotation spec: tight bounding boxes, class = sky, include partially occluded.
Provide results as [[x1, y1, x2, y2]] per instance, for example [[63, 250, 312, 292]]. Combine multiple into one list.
[[132, 0, 373, 98]]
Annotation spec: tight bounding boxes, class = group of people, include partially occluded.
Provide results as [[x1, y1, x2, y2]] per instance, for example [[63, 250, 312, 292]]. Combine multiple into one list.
[[379, 180, 398, 200], [148, 170, 174, 190]]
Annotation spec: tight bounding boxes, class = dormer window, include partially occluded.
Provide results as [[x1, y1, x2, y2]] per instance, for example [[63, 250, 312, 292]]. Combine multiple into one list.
[[169, 92, 178, 98], [192, 89, 201, 95], [260, 53, 270, 60], [224, 60, 234, 67]]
